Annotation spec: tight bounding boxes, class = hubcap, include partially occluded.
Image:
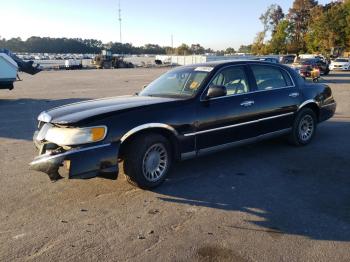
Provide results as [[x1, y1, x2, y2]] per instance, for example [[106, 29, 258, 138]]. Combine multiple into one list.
[[142, 143, 168, 182], [298, 115, 314, 142]]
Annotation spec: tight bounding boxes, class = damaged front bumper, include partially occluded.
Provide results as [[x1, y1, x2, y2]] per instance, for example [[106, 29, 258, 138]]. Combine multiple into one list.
[[30, 141, 119, 181]]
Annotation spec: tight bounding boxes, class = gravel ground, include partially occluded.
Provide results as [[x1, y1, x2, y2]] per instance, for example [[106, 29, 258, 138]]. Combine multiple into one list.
[[0, 69, 349, 262]]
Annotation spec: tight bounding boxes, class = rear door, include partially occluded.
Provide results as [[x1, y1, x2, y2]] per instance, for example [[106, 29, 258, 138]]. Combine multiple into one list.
[[247, 64, 302, 135]]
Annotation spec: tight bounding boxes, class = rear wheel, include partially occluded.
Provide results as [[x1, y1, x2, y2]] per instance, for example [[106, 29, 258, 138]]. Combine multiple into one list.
[[123, 134, 172, 189], [289, 108, 317, 146]]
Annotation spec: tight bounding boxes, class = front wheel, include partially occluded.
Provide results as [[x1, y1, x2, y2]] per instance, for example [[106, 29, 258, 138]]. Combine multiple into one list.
[[289, 108, 317, 146], [123, 134, 172, 189]]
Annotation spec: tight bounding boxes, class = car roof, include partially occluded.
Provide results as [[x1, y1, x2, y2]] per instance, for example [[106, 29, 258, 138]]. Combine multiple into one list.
[[180, 59, 282, 69]]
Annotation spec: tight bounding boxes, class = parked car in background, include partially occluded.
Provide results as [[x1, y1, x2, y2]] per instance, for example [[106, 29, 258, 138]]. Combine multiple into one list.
[[30, 61, 336, 189], [279, 55, 296, 64], [254, 57, 279, 63], [292, 59, 320, 81], [293, 58, 329, 76], [330, 57, 350, 71]]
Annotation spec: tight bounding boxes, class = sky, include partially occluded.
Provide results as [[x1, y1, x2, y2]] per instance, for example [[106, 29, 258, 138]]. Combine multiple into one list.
[[1, 0, 332, 50]]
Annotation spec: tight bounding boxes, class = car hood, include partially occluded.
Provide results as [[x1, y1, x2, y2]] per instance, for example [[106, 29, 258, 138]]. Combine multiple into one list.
[[42, 95, 179, 125]]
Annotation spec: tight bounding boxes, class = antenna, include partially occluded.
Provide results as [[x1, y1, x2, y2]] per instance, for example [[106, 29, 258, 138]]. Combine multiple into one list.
[[118, 1, 122, 43]]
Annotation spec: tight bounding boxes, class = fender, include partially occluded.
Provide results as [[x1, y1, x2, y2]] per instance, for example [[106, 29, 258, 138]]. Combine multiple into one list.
[[298, 99, 319, 111], [120, 123, 178, 143]]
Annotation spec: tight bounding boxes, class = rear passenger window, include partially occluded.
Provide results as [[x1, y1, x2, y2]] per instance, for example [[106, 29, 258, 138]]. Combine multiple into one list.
[[251, 65, 293, 91]]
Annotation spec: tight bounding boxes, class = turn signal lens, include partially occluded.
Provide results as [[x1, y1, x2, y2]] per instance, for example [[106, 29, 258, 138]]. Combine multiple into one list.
[[91, 127, 106, 141]]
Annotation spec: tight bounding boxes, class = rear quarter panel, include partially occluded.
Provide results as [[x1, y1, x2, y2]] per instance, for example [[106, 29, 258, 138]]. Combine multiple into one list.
[[300, 83, 336, 122]]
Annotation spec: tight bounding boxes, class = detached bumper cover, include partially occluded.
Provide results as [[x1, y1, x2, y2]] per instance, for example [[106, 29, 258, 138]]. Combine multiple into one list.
[[30, 143, 119, 181]]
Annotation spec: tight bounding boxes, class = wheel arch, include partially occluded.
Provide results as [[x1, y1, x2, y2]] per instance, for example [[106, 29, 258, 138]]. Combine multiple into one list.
[[298, 100, 320, 121], [119, 123, 180, 160]]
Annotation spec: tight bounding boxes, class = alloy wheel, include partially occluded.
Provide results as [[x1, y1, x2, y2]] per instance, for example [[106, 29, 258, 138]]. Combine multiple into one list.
[[142, 143, 168, 182], [298, 115, 314, 142]]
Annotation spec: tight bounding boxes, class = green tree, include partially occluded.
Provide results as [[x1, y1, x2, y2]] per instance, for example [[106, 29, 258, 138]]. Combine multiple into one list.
[[288, 0, 318, 52], [260, 4, 285, 35], [269, 20, 290, 54], [251, 31, 268, 55], [237, 45, 252, 53], [190, 44, 205, 55], [176, 44, 191, 55], [225, 47, 236, 54], [305, 2, 350, 53]]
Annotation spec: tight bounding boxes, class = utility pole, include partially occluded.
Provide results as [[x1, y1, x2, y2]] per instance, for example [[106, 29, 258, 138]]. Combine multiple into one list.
[[171, 34, 174, 66], [118, 1, 122, 43], [171, 34, 173, 54]]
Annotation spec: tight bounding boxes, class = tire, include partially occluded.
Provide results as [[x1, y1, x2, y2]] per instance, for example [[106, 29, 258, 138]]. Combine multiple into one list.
[[123, 134, 172, 189], [289, 108, 317, 146]]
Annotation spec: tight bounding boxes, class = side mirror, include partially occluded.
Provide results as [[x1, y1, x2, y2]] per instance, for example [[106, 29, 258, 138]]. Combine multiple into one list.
[[206, 85, 227, 99]]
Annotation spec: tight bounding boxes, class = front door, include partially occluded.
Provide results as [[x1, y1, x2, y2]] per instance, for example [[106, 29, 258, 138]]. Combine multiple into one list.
[[194, 65, 261, 150]]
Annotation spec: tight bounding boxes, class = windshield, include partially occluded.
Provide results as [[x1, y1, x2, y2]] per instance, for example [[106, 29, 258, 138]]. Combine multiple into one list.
[[140, 67, 212, 98], [335, 58, 349, 62]]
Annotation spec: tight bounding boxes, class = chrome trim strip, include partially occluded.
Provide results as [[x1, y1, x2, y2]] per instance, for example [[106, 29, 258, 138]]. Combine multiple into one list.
[[298, 99, 318, 110], [120, 123, 178, 142], [30, 143, 112, 165], [197, 128, 292, 156], [184, 112, 294, 137], [320, 102, 336, 108]]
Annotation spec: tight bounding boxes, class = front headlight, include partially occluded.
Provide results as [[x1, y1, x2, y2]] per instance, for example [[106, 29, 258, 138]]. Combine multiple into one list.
[[45, 126, 107, 146]]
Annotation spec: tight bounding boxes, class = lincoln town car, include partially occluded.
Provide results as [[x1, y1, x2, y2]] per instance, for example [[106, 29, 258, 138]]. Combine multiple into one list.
[[30, 61, 336, 189]]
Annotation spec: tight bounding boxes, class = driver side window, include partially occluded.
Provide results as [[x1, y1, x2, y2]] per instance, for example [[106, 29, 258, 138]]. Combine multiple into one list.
[[210, 66, 250, 96]]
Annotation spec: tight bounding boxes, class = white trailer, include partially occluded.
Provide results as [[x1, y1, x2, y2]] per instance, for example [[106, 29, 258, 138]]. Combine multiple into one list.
[[0, 49, 41, 90], [0, 53, 18, 90], [65, 59, 82, 69]]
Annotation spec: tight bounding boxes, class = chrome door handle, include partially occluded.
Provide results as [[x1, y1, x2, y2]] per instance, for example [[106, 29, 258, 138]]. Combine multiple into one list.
[[240, 100, 255, 107], [289, 92, 300, 98]]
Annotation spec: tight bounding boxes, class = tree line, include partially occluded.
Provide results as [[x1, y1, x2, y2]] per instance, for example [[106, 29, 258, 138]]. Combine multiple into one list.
[[0, 36, 242, 56], [251, 0, 350, 55], [3, 0, 346, 56], [0, 37, 166, 54]]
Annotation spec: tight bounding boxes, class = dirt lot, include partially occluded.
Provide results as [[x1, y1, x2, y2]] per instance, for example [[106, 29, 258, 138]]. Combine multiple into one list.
[[0, 69, 349, 262]]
